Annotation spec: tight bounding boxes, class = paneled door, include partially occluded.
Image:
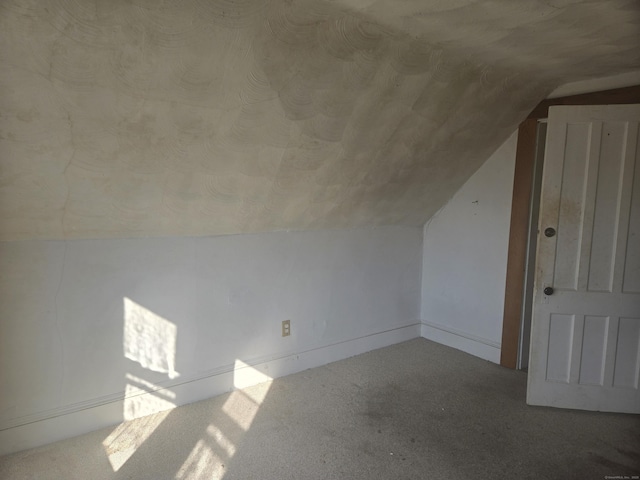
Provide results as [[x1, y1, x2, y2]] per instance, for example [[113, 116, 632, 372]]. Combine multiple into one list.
[[527, 104, 640, 413]]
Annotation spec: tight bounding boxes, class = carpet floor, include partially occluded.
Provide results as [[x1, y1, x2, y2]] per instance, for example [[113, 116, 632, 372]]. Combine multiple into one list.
[[1, 338, 639, 479]]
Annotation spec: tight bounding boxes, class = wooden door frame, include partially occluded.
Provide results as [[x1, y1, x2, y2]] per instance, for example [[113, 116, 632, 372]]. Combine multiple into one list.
[[499, 85, 640, 369]]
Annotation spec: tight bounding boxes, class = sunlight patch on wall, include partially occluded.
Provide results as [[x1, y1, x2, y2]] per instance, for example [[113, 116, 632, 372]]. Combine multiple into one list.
[[123, 373, 176, 420], [175, 362, 272, 479], [232, 359, 272, 390], [123, 297, 179, 379], [102, 298, 180, 472], [102, 374, 176, 471]]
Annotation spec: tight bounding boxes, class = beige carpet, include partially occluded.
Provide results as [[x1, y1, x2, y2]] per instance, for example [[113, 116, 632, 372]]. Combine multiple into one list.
[[1, 338, 639, 479]]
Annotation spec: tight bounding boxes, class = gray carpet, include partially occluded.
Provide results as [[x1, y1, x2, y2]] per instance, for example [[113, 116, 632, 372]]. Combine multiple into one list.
[[1, 338, 639, 479]]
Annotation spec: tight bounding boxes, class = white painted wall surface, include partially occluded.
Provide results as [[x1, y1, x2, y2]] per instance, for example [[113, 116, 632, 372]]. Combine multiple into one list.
[[548, 70, 640, 98], [0, 227, 422, 454], [420, 132, 518, 363]]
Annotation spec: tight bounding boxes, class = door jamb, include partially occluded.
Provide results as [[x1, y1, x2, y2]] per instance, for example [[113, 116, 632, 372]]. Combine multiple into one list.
[[499, 85, 640, 369]]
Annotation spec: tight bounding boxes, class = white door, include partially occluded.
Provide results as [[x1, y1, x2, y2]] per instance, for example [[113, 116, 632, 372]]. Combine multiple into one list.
[[527, 104, 640, 413]]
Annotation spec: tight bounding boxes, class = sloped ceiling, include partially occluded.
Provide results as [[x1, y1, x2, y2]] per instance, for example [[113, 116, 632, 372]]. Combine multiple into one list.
[[1, 0, 638, 240]]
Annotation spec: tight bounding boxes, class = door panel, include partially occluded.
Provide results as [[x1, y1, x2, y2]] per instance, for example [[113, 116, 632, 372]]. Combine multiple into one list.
[[613, 317, 640, 389], [527, 104, 640, 413], [578, 315, 608, 386], [624, 133, 640, 293]]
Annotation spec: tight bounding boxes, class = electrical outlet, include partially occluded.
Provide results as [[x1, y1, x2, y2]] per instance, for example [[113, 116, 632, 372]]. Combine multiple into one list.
[[282, 320, 291, 337]]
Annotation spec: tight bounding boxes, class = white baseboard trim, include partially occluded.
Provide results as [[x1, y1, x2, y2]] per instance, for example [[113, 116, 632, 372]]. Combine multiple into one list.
[[0, 322, 421, 456], [421, 320, 501, 364]]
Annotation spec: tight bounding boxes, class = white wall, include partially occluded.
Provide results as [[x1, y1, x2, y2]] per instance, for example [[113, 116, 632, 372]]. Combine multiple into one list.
[[0, 226, 422, 454], [548, 70, 640, 98], [420, 132, 518, 363], [418, 72, 640, 364]]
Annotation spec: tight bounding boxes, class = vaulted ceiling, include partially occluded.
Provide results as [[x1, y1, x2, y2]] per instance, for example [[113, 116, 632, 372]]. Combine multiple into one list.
[[1, 0, 639, 240]]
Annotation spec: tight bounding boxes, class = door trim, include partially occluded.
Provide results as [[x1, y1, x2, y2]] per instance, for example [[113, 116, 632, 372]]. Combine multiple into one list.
[[499, 85, 640, 369]]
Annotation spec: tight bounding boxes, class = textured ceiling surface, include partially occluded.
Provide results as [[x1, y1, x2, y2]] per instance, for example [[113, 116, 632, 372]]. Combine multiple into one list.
[[1, 0, 639, 240]]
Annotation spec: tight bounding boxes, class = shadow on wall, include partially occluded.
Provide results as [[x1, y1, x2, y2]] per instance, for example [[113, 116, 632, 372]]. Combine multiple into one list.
[[98, 297, 273, 479]]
